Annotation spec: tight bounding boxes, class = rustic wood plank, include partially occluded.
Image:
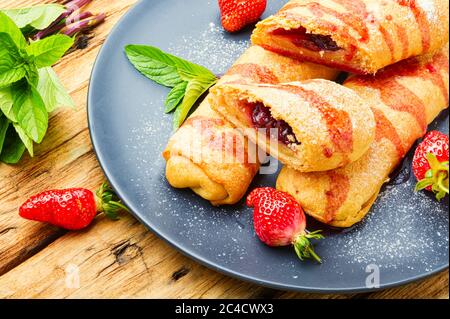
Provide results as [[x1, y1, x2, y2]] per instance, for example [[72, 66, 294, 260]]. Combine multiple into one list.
[[0, 0, 447, 299], [0, 0, 138, 276], [0, 214, 353, 299]]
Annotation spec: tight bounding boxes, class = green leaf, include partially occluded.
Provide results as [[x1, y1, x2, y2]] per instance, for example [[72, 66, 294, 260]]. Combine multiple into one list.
[[0, 11, 27, 49], [173, 75, 217, 129], [0, 124, 26, 164], [0, 86, 16, 122], [2, 4, 65, 30], [14, 84, 48, 143], [24, 62, 39, 86], [0, 33, 26, 88], [165, 81, 187, 113], [125, 45, 184, 87], [37, 67, 75, 112], [13, 122, 33, 156], [26, 34, 74, 68], [0, 114, 9, 153]]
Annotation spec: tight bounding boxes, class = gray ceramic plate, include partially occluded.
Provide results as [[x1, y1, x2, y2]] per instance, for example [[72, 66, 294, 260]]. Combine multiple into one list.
[[87, 0, 449, 293]]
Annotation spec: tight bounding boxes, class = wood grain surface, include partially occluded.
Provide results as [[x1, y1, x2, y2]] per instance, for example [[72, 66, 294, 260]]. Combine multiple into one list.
[[0, 0, 448, 299]]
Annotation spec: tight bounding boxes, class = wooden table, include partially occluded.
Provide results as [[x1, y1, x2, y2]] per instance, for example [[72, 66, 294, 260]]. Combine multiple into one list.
[[0, 0, 448, 299]]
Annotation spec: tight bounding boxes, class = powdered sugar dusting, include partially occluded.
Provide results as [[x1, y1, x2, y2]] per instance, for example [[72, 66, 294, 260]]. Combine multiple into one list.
[[327, 180, 448, 273], [168, 23, 249, 75]]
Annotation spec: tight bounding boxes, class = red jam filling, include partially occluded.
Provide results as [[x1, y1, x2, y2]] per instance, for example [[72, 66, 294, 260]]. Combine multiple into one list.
[[272, 27, 341, 52], [244, 102, 299, 146]]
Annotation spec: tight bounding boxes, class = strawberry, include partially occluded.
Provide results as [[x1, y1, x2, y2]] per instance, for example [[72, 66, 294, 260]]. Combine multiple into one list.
[[246, 187, 324, 263], [218, 0, 267, 33], [19, 183, 129, 230], [413, 130, 449, 200]]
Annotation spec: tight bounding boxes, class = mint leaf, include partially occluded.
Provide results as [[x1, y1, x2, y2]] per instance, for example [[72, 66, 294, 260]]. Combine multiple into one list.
[[0, 11, 27, 49], [24, 61, 39, 86], [13, 122, 33, 156], [14, 84, 48, 143], [0, 86, 16, 122], [165, 81, 187, 113], [2, 4, 65, 30], [0, 114, 9, 153], [125, 45, 184, 87], [37, 67, 75, 112], [26, 34, 74, 68], [0, 33, 26, 88], [0, 125, 26, 164], [173, 75, 217, 129]]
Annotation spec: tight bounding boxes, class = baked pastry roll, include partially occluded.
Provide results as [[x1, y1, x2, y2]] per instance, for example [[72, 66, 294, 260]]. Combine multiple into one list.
[[277, 47, 449, 227], [209, 79, 375, 172], [251, 0, 449, 74], [163, 45, 339, 205]]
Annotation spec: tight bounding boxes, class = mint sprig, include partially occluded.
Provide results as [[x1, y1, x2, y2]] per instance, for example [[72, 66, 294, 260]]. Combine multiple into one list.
[[125, 44, 218, 129], [2, 4, 66, 30], [0, 10, 74, 164]]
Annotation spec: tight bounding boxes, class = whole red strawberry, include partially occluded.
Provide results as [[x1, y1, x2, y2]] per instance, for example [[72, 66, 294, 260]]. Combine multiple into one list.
[[218, 0, 267, 33], [247, 187, 324, 263], [19, 183, 129, 230], [413, 131, 449, 200]]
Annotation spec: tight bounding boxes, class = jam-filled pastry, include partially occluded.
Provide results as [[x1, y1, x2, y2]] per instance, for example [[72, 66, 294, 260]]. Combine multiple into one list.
[[277, 47, 449, 227], [251, 0, 449, 74], [163, 46, 339, 205], [209, 79, 375, 172]]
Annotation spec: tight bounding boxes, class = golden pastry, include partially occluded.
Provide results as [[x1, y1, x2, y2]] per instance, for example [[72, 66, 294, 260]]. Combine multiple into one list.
[[209, 79, 375, 172], [251, 0, 449, 74], [277, 47, 449, 227], [163, 45, 339, 205]]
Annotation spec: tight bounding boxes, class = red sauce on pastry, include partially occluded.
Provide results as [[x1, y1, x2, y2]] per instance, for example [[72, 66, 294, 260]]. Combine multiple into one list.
[[348, 53, 448, 133], [184, 116, 257, 169], [378, 25, 395, 62], [278, 84, 354, 158], [424, 52, 449, 103], [324, 171, 350, 222], [395, 25, 410, 59], [396, 0, 431, 52], [226, 63, 279, 84], [371, 107, 405, 159]]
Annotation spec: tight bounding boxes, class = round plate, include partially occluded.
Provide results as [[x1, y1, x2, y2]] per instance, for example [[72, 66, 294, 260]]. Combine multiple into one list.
[[88, 0, 449, 293]]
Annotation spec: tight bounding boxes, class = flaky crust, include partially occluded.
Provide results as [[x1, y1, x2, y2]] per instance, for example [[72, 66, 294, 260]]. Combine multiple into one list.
[[163, 46, 339, 205], [209, 79, 375, 172], [277, 47, 449, 227], [252, 0, 449, 74]]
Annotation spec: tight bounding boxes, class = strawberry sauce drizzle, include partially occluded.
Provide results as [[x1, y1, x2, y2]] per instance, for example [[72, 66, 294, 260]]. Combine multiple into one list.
[[278, 84, 353, 159], [347, 51, 448, 142], [184, 116, 257, 170], [395, 24, 410, 59], [396, 0, 431, 52], [324, 171, 350, 222], [371, 107, 405, 159], [226, 63, 279, 84]]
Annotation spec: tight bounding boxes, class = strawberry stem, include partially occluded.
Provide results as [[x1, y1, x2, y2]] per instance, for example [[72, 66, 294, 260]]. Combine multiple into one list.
[[95, 182, 130, 220], [415, 153, 449, 201], [293, 230, 324, 263]]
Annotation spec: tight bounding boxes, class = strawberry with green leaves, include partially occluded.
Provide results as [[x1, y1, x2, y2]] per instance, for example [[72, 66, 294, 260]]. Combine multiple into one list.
[[19, 183, 129, 230], [247, 187, 324, 263], [413, 131, 449, 200]]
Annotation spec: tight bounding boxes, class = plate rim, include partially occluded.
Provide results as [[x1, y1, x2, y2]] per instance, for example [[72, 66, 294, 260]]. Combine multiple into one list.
[[86, 0, 449, 294]]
